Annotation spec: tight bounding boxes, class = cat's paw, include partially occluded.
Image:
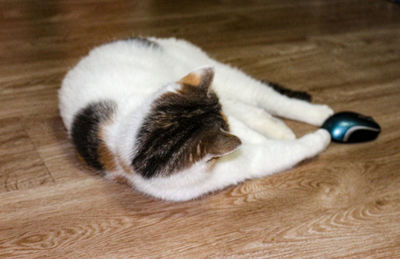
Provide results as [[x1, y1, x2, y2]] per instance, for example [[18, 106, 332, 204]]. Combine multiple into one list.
[[259, 116, 296, 140], [306, 104, 334, 126], [271, 126, 296, 140], [299, 129, 331, 156]]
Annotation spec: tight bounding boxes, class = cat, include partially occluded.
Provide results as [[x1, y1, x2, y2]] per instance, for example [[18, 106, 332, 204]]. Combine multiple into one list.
[[59, 37, 333, 201]]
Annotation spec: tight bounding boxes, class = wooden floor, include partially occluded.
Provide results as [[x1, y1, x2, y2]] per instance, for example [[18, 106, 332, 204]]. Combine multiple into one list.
[[1, 0, 400, 258]]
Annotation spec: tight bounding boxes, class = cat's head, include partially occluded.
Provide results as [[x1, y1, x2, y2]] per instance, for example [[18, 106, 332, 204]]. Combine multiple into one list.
[[132, 67, 241, 178]]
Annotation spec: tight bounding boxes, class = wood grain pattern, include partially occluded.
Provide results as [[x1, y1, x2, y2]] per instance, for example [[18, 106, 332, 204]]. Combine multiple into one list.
[[1, 0, 400, 258]]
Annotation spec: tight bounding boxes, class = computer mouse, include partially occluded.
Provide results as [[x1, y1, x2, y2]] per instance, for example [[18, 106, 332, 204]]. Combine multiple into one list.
[[321, 111, 381, 143]]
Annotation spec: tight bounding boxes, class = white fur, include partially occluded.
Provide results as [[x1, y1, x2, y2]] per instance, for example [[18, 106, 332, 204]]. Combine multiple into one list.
[[59, 37, 333, 201]]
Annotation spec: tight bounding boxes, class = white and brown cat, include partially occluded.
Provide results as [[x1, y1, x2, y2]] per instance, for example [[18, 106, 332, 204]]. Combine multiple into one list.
[[59, 37, 333, 201]]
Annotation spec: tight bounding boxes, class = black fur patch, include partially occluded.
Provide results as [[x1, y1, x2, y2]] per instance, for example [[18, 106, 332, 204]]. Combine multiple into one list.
[[71, 100, 116, 171], [263, 80, 312, 102], [128, 36, 159, 48], [132, 87, 228, 178]]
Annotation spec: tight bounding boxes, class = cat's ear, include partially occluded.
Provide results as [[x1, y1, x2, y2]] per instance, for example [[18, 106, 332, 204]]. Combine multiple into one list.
[[207, 129, 241, 158], [178, 67, 214, 91]]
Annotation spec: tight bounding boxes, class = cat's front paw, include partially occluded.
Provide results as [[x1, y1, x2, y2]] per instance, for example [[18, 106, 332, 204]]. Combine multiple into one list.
[[299, 129, 331, 156], [272, 127, 296, 140], [306, 104, 334, 126]]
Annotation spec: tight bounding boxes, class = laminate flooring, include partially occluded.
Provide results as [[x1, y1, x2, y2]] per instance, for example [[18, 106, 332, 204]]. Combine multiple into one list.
[[1, 0, 400, 258]]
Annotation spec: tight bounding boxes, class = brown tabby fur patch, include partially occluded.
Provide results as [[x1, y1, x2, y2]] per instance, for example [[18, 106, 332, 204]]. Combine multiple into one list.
[[113, 175, 130, 185], [71, 100, 116, 172], [116, 153, 134, 175], [98, 125, 117, 172]]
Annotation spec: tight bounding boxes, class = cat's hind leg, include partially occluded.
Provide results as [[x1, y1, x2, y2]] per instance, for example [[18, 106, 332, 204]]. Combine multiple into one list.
[[212, 63, 333, 126]]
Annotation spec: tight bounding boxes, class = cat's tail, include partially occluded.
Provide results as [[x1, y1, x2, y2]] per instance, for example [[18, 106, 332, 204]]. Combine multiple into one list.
[[261, 80, 312, 102]]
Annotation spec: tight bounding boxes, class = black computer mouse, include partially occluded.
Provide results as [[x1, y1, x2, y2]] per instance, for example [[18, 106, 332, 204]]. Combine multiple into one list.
[[321, 111, 381, 143]]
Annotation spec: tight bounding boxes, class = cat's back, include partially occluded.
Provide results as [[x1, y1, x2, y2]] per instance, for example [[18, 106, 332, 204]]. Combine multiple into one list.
[[59, 37, 213, 130]]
